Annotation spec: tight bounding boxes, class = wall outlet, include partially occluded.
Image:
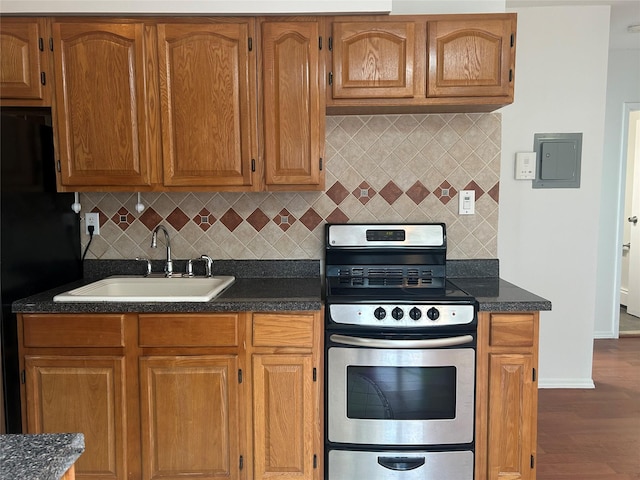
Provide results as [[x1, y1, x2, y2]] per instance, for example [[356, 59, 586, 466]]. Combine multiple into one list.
[[458, 190, 475, 215], [85, 212, 100, 235]]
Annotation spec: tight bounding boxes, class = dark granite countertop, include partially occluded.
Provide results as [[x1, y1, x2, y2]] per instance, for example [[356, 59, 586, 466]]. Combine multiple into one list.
[[452, 277, 552, 312], [13, 260, 323, 314], [12, 259, 550, 314], [13, 277, 322, 313], [0, 433, 84, 480]]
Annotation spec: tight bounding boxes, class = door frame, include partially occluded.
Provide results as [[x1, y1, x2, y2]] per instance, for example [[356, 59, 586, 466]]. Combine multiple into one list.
[[613, 102, 640, 337]]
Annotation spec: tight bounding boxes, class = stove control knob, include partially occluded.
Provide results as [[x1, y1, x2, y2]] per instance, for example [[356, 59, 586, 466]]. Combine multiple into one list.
[[409, 307, 422, 320], [426, 307, 440, 321], [374, 307, 386, 320], [392, 307, 404, 320]]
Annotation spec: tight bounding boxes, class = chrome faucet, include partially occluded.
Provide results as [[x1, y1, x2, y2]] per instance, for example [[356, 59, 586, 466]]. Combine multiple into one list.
[[151, 224, 172, 276], [200, 255, 213, 277]]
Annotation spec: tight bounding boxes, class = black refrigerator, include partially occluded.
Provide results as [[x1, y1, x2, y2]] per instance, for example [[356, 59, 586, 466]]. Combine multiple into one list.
[[0, 107, 83, 433]]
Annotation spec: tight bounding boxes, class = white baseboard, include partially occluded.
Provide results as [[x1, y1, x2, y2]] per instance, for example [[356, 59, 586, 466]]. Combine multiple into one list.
[[594, 330, 616, 339], [538, 378, 595, 389]]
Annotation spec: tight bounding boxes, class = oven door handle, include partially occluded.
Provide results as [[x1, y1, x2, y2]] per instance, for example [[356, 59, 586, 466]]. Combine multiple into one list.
[[329, 334, 474, 348]]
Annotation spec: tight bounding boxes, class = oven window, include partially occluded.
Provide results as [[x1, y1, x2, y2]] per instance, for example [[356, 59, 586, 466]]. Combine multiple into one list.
[[346, 366, 456, 420]]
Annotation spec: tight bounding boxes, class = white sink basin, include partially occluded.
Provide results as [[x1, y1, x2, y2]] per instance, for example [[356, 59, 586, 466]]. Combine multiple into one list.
[[53, 275, 235, 302]]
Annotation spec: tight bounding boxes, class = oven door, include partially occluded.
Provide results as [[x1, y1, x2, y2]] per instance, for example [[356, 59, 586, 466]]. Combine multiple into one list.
[[327, 334, 475, 446]]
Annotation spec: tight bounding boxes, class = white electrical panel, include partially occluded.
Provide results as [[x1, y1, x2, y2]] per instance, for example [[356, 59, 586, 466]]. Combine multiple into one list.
[[515, 152, 537, 180], [458, 190, 475, 215]]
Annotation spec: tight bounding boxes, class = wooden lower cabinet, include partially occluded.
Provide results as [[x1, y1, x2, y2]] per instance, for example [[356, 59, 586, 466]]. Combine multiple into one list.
[[476, 312, 539, 480], [19, 311, 322, 480], [24, 355, 127, 480], [250, 312, 322, 480], [140, 355, 241, 480], [252, 354, 315, 480]]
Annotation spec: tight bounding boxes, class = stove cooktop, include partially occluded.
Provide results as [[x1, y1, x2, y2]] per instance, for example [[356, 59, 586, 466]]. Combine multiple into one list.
[[325, 279, 475, 304]]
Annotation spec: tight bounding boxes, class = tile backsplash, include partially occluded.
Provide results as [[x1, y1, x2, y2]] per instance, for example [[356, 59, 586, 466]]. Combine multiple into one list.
[[81, 113, 501, 262]]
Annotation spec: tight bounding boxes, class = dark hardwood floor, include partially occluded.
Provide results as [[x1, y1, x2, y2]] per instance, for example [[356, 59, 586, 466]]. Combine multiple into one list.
[[537, 338, 640, 479]]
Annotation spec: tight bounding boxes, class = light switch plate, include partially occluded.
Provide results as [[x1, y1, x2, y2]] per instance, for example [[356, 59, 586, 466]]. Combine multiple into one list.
[[458, 190, 475, 215], [515, 152, 536, 180]]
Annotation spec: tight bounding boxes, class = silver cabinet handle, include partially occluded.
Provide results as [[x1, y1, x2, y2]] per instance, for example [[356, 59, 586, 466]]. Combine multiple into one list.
[[623, 243, 631, 249], [629, 216, 638, 225], [329, 334, 474, 348]]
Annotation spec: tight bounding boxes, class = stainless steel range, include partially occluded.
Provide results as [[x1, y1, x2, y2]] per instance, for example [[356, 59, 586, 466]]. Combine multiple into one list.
[[324, 223, 477, 480]]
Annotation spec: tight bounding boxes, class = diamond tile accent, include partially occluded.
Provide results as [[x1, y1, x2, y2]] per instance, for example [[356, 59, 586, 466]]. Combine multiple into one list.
[[352, 181, 376, 205], [326, 181, 350, 205], [300, 208, 323, 231], [488, 182, 500, 203], [379, 181, 403, 205], [139, 208, 163, 231], [247, 208, 270, 232], [166, 207, 190, 231], [111, 207, 134, 231], [326, 207, 349, 224], [436, 181, 458, 205], [406, 181, 430, 205], [464, 180, 484, 200], [90, 208, 108, 228], [193, 208, 216, 232], [220, 209, 243, 232], [273, 208, 296, 232]]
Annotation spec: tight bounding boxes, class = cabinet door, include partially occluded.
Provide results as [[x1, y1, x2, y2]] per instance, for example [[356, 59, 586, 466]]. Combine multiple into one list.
[[427, 16, 515, 98], [487, 353, 535, 480], [253, 354, 315, 480], [331, 20, 418, 99], [158, 21, 256, 188], [140, 355, 240, 480], [24, 355, 127, 480], [0, 18, 50, 102], [52, 20, 153, 187], [261, 20, 324, 189]]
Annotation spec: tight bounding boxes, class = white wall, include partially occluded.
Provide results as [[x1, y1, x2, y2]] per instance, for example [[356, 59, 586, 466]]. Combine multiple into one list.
[[594, 49, 640, 338], [0, 0, 504, 14], [499, 5, 610, 388], [0, 0, 392, 14]]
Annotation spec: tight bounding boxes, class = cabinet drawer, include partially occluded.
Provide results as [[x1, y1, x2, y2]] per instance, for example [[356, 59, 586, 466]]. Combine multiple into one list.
[[488, 313, 535, 347], [22, 314, 126, 347], [252, 313, 315, 348], [139, 314, 239, 347]]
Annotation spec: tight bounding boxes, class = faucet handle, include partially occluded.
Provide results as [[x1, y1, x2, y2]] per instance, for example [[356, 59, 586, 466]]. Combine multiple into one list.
[[135, 257, 152, 276], [186, 259, 195, 277], [200, 255, 213, 277]]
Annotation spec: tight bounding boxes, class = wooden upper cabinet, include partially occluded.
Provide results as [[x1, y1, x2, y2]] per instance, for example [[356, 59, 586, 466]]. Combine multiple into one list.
[[427, 15, 515, 99], [330, 20, 422, 99], [158, 20, 256, 188], [0, 18, 52, 104], [327, 13, 516, 114], [261, 19, 324, 190], [52, 20, 153, 188]]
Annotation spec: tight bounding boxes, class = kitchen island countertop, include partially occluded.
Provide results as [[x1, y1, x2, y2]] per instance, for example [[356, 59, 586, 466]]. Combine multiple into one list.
[[0, 433, 84, 480]]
